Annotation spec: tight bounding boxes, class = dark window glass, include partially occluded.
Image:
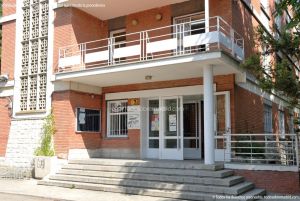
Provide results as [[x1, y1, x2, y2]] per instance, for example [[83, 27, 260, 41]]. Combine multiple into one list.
[[77, 108, 100, 132]]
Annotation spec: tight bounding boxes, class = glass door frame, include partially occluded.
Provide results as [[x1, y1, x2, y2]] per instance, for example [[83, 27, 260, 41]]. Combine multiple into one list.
[[160, 96, 184, 160], [146, 98, 160, 159], [183, 100, 202, 159], [145, 96, 184, 160], [214, 91, 231, 162]]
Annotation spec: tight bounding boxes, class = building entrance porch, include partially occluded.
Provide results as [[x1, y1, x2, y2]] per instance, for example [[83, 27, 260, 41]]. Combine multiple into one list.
[[141, 91, 230, 161]]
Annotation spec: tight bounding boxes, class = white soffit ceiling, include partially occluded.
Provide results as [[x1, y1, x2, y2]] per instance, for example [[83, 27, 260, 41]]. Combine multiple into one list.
[[58, 0, 189, 20]]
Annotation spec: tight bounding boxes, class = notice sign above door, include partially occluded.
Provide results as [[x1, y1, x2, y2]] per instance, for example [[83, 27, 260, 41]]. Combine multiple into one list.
[[128, 105, 140, 129]]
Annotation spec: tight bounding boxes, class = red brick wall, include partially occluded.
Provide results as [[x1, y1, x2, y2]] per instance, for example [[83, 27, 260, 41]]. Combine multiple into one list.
[[1, 21, 16, 80], [2, 0, 16, 17], [52, 75, 236, 156], [272, 103, 279, 134], [232, 0, 257, 59], [100, 95, 140, 150], [234, 86, 264, 133], [102, 74, 236, 135], [210, 0, 232, 24], [126, 5, 171, 34], [52, 91, 101, 157], [71, 8, 104, 44], [234, 170, 300, 194], [0, 98, 11, 156], [53, 8, 104, 71]]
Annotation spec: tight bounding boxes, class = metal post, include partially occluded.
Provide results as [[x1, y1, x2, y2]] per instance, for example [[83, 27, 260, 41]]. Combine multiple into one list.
[[230, 29, 235, 56], [250, 135, 253, 164], [295, 134, 299, 167], [217, 17, 220, 50]]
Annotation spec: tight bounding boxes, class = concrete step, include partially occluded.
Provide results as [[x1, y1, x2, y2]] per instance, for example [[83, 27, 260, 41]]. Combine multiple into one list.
[[62, 164, 234, 178], [38, 159, 266, 200], [68, 159, 224, 171], [242, 188, 267, 201], [49, 174, 253, 195], [57, 169, 244, 187], [38, 180, 264, 201]]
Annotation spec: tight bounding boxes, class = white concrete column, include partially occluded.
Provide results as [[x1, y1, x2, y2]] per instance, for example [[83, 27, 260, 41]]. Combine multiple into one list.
[[203, 65, 215, 165]]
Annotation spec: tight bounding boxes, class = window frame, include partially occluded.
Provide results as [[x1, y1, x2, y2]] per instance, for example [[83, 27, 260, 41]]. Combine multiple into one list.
[[264, 104, 273, 134], [76, 107, 101, 133], [109, 28, 126, 48], [173, 12, 206, 53], [106, 100, 128, 138], [109, 29, 126, 63]]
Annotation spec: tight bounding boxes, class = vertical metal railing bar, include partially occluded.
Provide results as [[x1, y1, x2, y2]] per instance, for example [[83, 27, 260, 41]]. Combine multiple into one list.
[[217, 16, 221, 51], [296, 134, 300, 167]]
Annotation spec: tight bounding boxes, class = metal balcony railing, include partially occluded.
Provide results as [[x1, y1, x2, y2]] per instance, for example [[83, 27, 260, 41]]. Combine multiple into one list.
[[220, 133, 299, 167], [57, 16, 244, 73]]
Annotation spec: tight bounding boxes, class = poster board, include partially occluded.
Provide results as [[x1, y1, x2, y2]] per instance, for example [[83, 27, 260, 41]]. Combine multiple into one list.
[[169, 114, 177, 132], [127, 105, 140, 129]]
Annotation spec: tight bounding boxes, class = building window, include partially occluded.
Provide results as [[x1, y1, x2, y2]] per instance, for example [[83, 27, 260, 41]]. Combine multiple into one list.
[[260, 0, 270, 32], [107, 100, 128, 137], [262, 44, 272, 76], [274, 0, 282, 34], [174, 12, 205, 52], [279, 110, 285, 138], [76, 108, 101, 132], [110, 29, 126, 64], [264, 104, 273, 134]]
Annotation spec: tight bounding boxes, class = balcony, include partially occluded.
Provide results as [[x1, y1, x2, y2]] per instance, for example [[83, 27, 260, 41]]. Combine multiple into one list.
[[54, 16, 244, 87], [57, 16, 244, 72]]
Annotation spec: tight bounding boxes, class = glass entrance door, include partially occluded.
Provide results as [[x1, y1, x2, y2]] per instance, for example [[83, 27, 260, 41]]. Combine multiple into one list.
[[146, 97, 183, 160], [146, 99, 160, 159], [183, 102, 201, 159], [161, 96, 183, 160], [214, 92, 231, 162]]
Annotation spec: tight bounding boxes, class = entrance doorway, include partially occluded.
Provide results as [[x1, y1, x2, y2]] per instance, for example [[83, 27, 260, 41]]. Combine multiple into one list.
[[183, 100, 202, 159], [146, 97, 183, 160], [143, 92, 230, 161]]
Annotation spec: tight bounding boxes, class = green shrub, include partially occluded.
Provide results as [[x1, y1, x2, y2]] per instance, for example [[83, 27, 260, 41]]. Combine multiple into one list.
[[35, 113, 55, 156], [234, 135, 265, 159]]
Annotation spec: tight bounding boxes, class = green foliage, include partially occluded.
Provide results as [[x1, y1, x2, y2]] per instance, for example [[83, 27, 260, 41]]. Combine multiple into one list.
[[275, 0, 300, 32], [241, 0, 300, 108], [0, 0, 2, 17], [35, 113, 56, 156], [234, 136, 265, 159]]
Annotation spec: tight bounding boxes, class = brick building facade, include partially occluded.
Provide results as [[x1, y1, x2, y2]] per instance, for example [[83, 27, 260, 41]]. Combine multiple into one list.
[[0, 0, 299, 194]]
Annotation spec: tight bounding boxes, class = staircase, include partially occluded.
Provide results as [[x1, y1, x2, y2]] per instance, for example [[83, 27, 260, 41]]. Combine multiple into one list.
[[38, 159, 266, 201]]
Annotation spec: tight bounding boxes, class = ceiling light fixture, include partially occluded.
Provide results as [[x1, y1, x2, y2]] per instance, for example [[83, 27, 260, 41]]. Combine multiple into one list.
[[145, 75, 153, 80]]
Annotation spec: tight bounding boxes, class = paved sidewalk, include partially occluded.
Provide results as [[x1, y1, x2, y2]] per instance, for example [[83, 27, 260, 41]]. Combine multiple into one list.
[[0, 179, 183, 201], [0, 192, 57, 201]]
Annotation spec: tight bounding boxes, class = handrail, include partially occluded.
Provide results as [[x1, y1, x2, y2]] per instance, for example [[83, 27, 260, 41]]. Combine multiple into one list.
[[57, 16, 245, 73], [219, 133, 299, 167]]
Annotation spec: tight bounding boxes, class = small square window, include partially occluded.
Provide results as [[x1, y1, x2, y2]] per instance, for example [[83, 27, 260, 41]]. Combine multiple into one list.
[[77, 108, 101, 132]]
